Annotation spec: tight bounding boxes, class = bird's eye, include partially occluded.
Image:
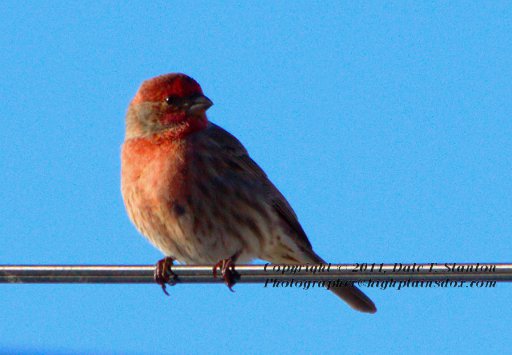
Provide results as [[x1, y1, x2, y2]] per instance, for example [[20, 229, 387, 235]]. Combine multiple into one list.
[[165, 96, 180, 106]]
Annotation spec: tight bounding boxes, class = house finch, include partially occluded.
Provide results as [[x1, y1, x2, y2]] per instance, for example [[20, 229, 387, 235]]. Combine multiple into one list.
[[121, 73, 376, 313]]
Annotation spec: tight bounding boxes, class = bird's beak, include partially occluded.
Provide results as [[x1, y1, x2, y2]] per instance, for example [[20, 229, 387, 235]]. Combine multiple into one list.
[[187, 95, 213, 115]]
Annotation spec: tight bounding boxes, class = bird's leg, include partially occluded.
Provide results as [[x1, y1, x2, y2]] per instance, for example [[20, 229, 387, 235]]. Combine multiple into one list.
[[213, 253, 240, 292], [154, 256, 177, 296]]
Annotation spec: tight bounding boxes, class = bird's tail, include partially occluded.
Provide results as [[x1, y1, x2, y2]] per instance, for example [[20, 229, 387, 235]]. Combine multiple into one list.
[[305, 252, 377, 314]]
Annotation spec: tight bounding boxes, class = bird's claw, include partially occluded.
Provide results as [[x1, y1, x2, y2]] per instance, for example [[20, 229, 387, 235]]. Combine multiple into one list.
[[213, 258, 239, 292], [154, 256, 177, 296]]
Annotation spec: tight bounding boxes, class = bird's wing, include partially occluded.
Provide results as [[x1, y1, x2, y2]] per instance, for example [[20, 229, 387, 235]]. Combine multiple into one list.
[[201, 124, 377, 314], [203, 123, 312, 249]]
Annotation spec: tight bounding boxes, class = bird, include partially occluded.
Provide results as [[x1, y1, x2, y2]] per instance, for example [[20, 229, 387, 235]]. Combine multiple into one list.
[[121, 73, 376, 313]]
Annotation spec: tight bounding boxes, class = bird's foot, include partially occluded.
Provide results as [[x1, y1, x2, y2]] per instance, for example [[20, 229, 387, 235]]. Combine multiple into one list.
[[213, 257, 239, 292], [154, 256, 177, 296]]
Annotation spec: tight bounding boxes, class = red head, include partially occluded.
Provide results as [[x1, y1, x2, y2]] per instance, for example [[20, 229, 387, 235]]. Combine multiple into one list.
[[126, 73, 213, 139]]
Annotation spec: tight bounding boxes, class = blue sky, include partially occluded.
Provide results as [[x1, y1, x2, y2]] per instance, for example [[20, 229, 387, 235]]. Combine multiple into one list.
[[0, 1, 510, 354]]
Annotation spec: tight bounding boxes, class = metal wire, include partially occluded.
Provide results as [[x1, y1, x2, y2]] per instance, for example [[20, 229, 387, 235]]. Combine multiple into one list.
[[0, 263, 511, 284]]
